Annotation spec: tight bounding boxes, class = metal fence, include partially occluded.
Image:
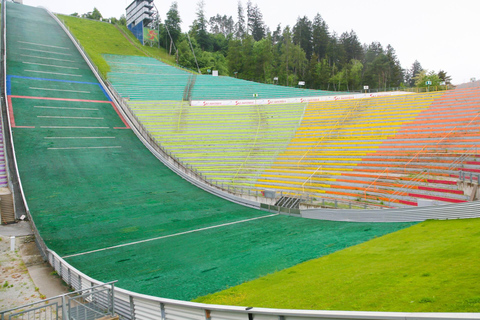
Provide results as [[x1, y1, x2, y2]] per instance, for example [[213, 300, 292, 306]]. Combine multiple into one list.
[[23, 250, 480, 320], [0, 281, 116, 320]]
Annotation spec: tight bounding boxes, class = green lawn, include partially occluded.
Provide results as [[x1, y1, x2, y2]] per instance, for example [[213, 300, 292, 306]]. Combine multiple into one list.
[[115, 24, 178, 65], [195, 218, 480, 312], [56, 15, 177, 78]]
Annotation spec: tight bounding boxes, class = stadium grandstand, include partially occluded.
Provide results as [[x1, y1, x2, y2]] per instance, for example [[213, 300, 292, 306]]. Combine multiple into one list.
[[109, 60, 480, 210], [104, 54, 343, 101], [1, 1, 480, 320]]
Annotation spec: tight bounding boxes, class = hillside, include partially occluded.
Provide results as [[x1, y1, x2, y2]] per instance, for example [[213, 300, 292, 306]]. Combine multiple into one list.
[[195, 218, 480, 312], [56, 15, 177, 78]]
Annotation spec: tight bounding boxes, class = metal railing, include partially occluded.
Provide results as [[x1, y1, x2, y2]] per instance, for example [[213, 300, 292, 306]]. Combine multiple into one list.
[[0, 281, 116, 320], [31, 249, 480, 320], [0, 0, 28, 222], [386, 145, 479, 204]]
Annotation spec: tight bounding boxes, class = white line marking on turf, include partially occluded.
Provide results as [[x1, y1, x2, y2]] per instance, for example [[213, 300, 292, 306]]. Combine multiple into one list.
[[30, 87, 90, 93], [20, 48, 72, 56], [40, 126, 109, 129], [20, 54, 76, 62], [25, 70, 82, 77], [37, 116, 104, 120], [48, 146, 122, 150], [17, 41, 69, 49], [23, 61, 79, 69], [34, 106, 99, 111], [61, 213, 279, 259], [44, 137, 115, 139]]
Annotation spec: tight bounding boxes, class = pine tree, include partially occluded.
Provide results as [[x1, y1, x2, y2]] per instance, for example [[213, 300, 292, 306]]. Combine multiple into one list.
[[165, 2, 182, 55], [247, 3, 265, 41], [409, 60, 423, 86], [312, 13, 329, 61], [192, 0, 211, 50], [293, 16, 313, 60], [438, 70, 452, 85], [235, 1, 246, 39], [340, 30, 363, 62]]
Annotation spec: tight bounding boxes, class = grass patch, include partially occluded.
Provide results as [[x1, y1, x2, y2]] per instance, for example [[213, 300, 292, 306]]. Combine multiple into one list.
[[56, 15, 176, 78], [194, 218, 480, 312], [115, 25, 177, 66]]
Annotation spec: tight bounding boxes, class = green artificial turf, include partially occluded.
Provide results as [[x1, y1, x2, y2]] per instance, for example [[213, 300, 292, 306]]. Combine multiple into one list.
[[195, 218, 480, 312]]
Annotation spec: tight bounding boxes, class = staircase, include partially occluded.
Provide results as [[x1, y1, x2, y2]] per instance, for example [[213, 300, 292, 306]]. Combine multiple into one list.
[[275, 196, 301, 209], [0, 282, 117, 320], [183, 74, 197, 102], [0, 187, 14, 224]]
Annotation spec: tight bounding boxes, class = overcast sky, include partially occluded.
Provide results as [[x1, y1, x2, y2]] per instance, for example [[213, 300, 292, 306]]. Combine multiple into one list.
[[23, 0, 480, 85]]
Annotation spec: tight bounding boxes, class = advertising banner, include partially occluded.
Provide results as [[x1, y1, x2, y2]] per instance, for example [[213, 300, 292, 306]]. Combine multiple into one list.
[[191, 91, 413, 107], [143, 28, 159, 42]]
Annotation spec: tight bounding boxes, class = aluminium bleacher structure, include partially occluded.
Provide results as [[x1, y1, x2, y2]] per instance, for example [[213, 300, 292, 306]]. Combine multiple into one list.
[[126, 100, 306, 189], [100, 45, 480, 211], [104, 54, 341, 101], [257, 89, 480, 208], [114, 74, 480, 210]]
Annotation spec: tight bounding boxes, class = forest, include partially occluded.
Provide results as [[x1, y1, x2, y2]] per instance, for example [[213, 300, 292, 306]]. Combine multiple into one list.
[[77, 1, 452, 92]]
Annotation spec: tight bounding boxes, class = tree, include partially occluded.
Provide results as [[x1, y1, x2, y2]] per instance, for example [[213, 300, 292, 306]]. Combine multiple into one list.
[[408, 60, 423, 86], [227, 39, 243, 75], [414, 70, 441, 87], [165, 2, 182, 55], [385, 44, 403, 87], [312, 13, 329, 61], [329, 68, 347, 91], [240, 35, 255, 79], [151, 1, 415, 91], [272, 24, 282, 45], [84, 7, 102, 20], [317, 58, 332, 90], [247, 3, 265, 41], [326, 32, 345, 67], [211, 33, 230, 55], [209, 14, 235, 37], [438, 70, 452, 85], [253, 37, 274, 82], [190, 0, 211, 51], [235, 1, 246, 39], [340, 30, 363, 62], [348, 59, 363, 90], [177, 39, 194, 69], [280, 26, 293, 86], [119, 15, 127, 26], [293, 16, 313, 60], [246, 0, 253, 35], [70, 12, 79, 17], [362, 42, 383, 88]]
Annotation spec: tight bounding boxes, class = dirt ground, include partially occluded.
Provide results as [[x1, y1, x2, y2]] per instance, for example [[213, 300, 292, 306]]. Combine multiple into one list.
[[0, 234, 42, 311], [0, 223, 69, 312]]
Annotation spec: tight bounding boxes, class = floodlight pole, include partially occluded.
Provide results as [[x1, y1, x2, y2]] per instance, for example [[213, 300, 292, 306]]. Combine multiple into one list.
[[187, 33, 201, 74], [153, 2, 161, 48]]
